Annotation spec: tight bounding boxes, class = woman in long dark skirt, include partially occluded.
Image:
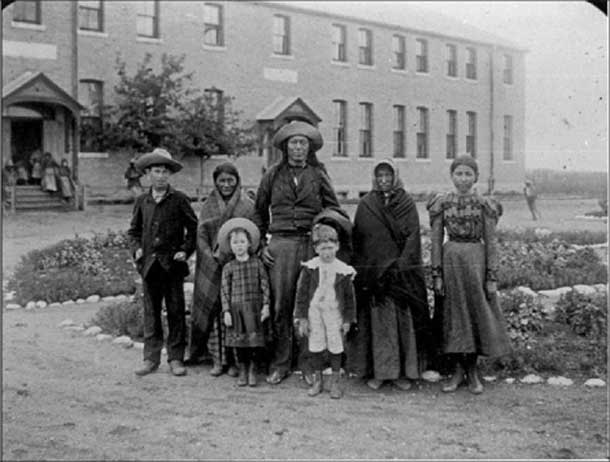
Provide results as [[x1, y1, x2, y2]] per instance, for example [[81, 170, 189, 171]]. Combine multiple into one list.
[[346, 159, 434, 391], [427, 155, 511, 394]]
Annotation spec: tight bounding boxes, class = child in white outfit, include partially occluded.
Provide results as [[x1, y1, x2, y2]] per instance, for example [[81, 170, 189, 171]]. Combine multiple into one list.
[[293, 224, 357, 399]]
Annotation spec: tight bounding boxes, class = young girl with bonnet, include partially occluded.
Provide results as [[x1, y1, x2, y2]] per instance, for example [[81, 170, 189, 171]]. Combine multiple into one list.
[[218, 217, 271, 387]]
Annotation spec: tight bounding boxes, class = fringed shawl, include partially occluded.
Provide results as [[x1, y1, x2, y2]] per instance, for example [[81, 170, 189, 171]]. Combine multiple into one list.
[[191, 186, 255, 334]]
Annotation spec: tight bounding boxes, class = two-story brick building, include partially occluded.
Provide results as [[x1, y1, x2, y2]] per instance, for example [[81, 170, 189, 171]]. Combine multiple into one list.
[[2, 1, 527, 197]]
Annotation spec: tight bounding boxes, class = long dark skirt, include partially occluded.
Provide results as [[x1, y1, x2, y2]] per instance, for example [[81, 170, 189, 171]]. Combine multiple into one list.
[[345, 292, 420, 380], [440, 241, 511, 357]]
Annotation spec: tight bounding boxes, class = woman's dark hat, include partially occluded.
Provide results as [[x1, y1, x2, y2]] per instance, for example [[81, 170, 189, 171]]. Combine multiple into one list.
[[272, 121, 323, 151], [216, 217, 261, 255], [135, 148, 183, 173]]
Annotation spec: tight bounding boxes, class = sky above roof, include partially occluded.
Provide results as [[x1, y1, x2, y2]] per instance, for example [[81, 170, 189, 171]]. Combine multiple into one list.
[[279, 1, 608, 172]]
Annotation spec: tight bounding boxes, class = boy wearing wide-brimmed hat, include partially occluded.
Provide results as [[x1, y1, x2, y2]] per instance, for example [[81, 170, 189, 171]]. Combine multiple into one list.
[[128, 148, 198, 377]]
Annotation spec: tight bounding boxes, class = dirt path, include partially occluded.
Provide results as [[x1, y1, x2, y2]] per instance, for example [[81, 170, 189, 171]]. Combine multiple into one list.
[[2, 303, 608, 460]]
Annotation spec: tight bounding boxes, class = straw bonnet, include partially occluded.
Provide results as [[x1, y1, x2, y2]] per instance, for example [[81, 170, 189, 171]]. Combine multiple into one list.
[[271, 120, 323, 151], [216, 217, 261, 255], [135, 148, 183, 173]]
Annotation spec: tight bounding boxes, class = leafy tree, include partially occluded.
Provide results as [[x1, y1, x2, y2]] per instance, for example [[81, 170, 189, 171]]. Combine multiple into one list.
[[101, 53, 256, 158]]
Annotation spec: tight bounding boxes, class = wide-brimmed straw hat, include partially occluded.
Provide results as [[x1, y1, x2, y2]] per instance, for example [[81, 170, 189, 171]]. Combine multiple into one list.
[[216, 217, 261, 255], [272, 120, 323, 151], [135, 148, 183, 173]]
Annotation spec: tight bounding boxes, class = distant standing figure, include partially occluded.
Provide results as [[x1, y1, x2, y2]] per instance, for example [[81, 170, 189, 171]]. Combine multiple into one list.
[[40, 152, 59, 193], [58, 159, 74, 201], [125, 159, 143, 198], [15, 160, 29, 185], [523, 180, 540, 220], [29, 149, 42, 185]]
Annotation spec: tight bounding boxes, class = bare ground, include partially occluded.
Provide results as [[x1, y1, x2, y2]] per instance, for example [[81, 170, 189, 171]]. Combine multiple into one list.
[[2, 198, 608, 460]]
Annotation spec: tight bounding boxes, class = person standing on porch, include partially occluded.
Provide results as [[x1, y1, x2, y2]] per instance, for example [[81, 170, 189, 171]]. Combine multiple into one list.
[[128, 148, 198, 377]]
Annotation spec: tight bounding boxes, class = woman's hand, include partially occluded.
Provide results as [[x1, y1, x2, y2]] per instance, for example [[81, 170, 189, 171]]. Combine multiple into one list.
[[261, 245, 275, 267], [294, 318, 309, 337], [485, 280, 497, 300], [173, 251, 186, 262], [341, 322, 351, 337], [433, 276, 444, 297], [261, 304, 270, 322], [134, 248, 143, 261], [223, 311, 233, 327]]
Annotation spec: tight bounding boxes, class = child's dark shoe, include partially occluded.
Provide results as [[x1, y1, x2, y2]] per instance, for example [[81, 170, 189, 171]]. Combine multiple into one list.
[[308, 371, 323, 397]]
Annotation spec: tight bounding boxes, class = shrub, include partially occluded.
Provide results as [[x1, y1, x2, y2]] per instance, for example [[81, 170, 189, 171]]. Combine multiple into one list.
[[481, 289, 607, 377], [7, 230, 137, 304], [497, 229, 607, 246], [497, 240, 607, 290], [555, 290, 607, 341], [498, 289, 546, 347], [91, 300, 144, 340]]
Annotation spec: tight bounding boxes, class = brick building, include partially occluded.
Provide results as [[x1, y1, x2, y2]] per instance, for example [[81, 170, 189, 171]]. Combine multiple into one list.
[[2, 1, 526, 197]]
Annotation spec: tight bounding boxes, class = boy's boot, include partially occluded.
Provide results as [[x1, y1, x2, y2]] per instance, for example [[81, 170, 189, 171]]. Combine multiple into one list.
[[248, 361, 257, 387], [237, 362, 248, 386], [442, 360, 465, 393], [307, 371, 323, 397], [465, 355, 483, 394], [329, 371, 343, 399], [210, 359, 223, 377]]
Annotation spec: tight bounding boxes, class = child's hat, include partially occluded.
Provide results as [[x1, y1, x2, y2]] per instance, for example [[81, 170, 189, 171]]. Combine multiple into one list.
[[312, 223, 338, 244], [216, 217, 261, 255]]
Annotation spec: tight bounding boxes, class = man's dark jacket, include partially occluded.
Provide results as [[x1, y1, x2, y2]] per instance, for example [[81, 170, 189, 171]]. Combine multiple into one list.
[[128, 186, 198, 279]]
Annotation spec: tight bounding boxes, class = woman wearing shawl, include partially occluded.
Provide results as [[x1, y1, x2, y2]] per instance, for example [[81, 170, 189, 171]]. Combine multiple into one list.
[[346, 159, 433, 391], [188, 162, 255, 376]]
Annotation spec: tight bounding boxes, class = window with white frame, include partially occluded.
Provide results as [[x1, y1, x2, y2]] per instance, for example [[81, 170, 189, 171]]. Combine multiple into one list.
[[466, 47, 477, 79], [503, 54, 513, 84], [358, 28, 373, 65], [79, 80, 104, 152], [136, 1, 159, 38], [446, 110, 457, 159], [359, 102, 373, 157], [203, 3, 223, 46], [393, 105, 405, 158], [503, 115, 513, 160], [466, 111, 477, 157], [446, 44, 457, 77], [416, 107, 429, 159], [273, 15, 290, 55], [13, 0, 41, 24], [416, 38, 428, 73], [392, 34, 406, 70], [79, 1, 103, 31], [332, 24, 347, 62], [332, 100, 347, 156]]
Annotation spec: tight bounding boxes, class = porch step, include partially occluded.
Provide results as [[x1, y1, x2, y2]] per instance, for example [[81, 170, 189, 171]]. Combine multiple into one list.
[[8, 186, 69, 211]]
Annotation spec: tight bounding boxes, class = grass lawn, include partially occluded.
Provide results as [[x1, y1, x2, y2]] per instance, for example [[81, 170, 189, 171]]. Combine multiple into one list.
[[2, 197, 607, 280]]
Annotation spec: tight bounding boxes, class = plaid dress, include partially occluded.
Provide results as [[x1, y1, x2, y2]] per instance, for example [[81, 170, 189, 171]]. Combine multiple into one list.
[[221, 257, 271, 348]]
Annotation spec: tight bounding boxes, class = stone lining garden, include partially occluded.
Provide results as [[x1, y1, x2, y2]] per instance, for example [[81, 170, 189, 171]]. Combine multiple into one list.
[[4, 227, 607, 387]]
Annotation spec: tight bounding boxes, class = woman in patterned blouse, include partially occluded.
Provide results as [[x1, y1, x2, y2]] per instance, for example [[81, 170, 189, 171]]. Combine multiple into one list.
[[427, 155, 511, 394]]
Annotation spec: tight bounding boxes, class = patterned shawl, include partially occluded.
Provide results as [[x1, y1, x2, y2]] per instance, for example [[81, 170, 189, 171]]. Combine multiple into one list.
[[191, 185, 255, 333]]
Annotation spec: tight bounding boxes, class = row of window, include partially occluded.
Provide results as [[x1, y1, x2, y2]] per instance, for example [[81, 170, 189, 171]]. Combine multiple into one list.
[[11, 1, 515, 84], [331, 101, 515, 161]]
